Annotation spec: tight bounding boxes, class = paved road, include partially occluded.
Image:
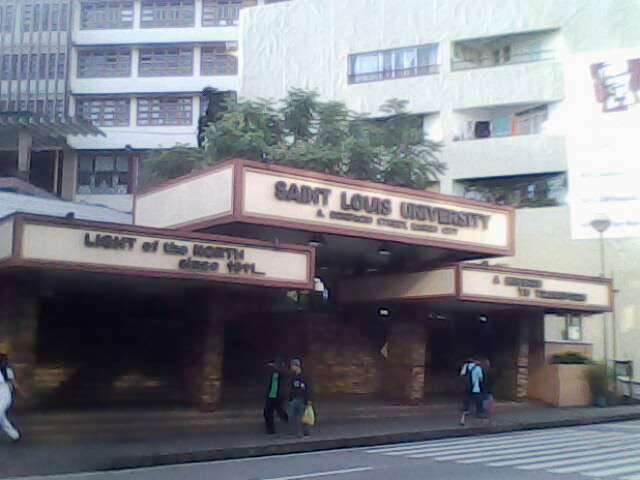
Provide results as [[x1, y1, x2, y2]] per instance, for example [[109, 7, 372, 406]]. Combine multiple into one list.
[[12, 420, 640, 480]]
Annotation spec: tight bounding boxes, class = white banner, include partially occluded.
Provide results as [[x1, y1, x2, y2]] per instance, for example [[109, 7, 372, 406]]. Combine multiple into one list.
[[566, 48, 640, 239]]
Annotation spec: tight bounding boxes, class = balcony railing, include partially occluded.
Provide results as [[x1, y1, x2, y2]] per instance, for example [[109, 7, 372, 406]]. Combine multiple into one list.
[[451, 50, 556, 71], [348, 64, 440, 84]]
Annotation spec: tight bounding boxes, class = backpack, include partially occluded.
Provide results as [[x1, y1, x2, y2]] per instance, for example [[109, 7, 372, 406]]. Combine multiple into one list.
[[466, 364, 484, 394]]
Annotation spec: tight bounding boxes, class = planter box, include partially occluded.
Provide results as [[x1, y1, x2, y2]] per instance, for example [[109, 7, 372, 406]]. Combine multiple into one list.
[[530, 364, 592, 407]]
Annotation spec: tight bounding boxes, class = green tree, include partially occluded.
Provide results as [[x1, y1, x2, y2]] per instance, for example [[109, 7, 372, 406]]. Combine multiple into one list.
[[141, 89, 445, 190]]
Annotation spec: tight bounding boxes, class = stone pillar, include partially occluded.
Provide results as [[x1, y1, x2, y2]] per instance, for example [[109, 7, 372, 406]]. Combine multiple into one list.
[[17, 130, 32, 179], [516, 320, 531, 401], [0, 281, 39, 405], [60, 147, 78, 201], [384, 320, 426, 403]]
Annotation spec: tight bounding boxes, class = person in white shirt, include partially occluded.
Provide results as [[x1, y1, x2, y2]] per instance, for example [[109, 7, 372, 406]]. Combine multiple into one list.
[[459, 357, 485, 426], [0, 353, 27, 442]]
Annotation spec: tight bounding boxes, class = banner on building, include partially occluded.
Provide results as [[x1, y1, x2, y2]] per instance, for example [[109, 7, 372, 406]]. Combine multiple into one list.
[[566, 48, 640, 239]]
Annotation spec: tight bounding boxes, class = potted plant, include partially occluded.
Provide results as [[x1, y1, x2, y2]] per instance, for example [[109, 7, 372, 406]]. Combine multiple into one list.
[[588, 363, 609, 407]]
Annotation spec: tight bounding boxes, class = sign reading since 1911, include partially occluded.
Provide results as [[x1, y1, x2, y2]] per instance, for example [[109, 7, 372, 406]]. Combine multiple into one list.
[[83, 232, 265, 276]]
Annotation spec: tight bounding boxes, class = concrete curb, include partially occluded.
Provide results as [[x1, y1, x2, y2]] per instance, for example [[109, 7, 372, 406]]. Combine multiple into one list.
[[104, 412, 640, 472]]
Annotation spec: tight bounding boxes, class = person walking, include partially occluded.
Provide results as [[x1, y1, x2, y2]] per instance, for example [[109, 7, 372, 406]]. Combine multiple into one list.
[[263, 358, 289, 435], [481, 358, 496, 426], [288, 358, 312, 438], [459, 356, 484, 426], [0, 353, 27, 442]]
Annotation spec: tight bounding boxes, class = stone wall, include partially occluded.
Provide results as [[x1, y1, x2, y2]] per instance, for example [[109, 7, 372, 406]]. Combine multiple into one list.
[[383, 320, 427, 403], [306, 313, 382, 397]]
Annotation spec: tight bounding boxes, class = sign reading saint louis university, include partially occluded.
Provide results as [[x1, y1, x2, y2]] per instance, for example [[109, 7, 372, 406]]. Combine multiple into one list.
[[134, 160, 514, 256]]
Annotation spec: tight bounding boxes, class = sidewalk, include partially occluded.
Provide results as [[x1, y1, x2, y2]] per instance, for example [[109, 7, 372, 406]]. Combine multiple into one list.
[[3, 402, 640, 478]]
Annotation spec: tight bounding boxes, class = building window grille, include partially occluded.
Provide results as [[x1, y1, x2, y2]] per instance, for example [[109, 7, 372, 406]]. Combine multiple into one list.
[[140, 0, 194, 28], [202, 0, 256, 27], [1, 4, 14, 33], [348, 44, 439, 84], [77, 49, 131, 78], [460, 172, 567, 208], [137, 96, 192, 126], [201, 43, 238, 75], [80, 1, 134, 29], [56, 53, 66, 77], [563, 315, 583, 342], [23, 2, 69, 31], [76, 97, 131, 127], [77, 154, 132, 194], [139, 47, 193, 77]]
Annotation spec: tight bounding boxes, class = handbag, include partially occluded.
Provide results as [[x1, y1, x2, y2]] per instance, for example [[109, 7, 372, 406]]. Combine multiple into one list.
[[302, 404, 316, 426]]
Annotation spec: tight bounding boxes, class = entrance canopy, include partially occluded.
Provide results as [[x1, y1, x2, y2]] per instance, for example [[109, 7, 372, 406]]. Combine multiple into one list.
[[134, 160, 515, 272], [0, 213, 314, 290], [339, 264, 614, 314]]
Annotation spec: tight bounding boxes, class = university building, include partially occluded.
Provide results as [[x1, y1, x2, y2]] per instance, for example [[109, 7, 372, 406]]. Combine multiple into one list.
[[238, 0, 640, 378], [0, 160, 612, 407], [0, 0, 637, 407]]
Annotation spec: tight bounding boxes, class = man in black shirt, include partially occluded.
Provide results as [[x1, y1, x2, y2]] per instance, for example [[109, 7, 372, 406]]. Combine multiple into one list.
[[288, 358, 311, 438], [263, 358, 288, 435]]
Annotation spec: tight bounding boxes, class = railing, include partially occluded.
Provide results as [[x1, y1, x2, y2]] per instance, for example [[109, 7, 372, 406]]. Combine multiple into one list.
[[348, 64, 440, 84], [451, 50, 556, 71]]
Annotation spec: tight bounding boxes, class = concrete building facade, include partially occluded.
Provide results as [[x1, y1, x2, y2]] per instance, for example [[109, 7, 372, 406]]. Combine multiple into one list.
[[238, 0, 640, 374]]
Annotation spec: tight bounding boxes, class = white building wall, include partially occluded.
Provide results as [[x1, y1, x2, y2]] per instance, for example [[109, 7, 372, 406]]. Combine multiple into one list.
[[239, 0, 640, 375]]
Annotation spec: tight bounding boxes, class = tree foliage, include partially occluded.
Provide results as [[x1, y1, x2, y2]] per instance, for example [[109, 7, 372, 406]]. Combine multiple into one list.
[[141, 89, 446, 190]]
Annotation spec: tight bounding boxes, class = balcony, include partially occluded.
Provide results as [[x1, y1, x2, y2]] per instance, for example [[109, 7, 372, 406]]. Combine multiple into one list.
[[348, 64, 440, 85], [451, 49, 556, 71], [449, 60, 564, 109], [445, 134, 567, 181]]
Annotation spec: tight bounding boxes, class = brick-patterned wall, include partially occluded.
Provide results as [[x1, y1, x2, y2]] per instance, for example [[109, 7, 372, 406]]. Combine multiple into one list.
[[306, 314, 382, 397], [383, 321, 426, 403]]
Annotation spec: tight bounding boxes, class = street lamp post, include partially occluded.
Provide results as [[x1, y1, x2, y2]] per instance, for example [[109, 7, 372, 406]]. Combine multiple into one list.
[[590, 216, 611, 372]]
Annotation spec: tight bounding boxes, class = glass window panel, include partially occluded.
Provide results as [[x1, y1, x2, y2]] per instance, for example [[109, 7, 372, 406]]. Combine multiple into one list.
[[348, 43, 439, 84], [95, 156, 116, 172], [78, 48, 131, 78], [141, 0, 195, 28]]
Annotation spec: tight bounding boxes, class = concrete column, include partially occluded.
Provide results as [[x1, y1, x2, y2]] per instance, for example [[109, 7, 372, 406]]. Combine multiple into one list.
[[197, 311, 225, 411], [516, 319, 535, 401], [384, 320, 426, 403], [60, 147, 78, 200], [17, 130, 32, 178], [0, 281, 39, 406]]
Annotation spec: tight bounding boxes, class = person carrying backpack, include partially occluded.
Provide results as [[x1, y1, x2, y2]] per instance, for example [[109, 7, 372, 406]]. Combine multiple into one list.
[[0, 353, 27, 442], [459, 357, 485, 426]]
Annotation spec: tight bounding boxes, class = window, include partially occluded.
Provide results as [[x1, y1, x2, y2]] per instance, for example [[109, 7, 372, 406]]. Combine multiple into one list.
[[2, 4, 14, 33], [202, 0, 256, 27], [77, 49, 131, 78], [201, 43, 238, 75], [77, 154, 132, 194], [456, 105, 549, 141], [47, 53, 56, 78], [563, 315, 583, 342], [514, 105, 548, 135], [57, 53, 66, 77], [137, 96, 192, 126], [460, 172, 567, 208], [139, 47, 193, 76], [80, 1, 134, 29], [76, 97, 130, 127], [348, 44, 439, 84], [141, 0, 194, 28]]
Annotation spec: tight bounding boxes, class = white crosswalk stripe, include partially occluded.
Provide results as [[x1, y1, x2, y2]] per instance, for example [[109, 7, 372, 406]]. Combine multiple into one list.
[[365, 423, 640, 480]]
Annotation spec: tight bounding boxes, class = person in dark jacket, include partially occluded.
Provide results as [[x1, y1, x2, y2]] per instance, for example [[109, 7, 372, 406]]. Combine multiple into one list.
[[263, 358, 288, 435], [288, 358, 311, 438]]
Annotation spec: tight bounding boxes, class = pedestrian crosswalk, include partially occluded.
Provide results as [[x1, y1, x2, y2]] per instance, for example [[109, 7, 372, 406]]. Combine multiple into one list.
[[364, 423, 640, 479]]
